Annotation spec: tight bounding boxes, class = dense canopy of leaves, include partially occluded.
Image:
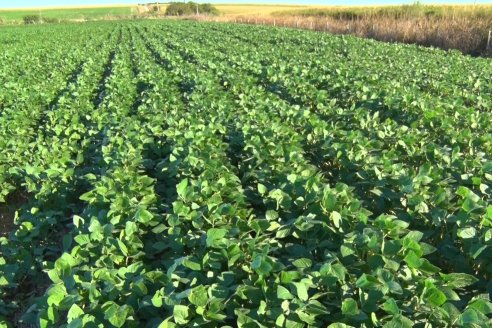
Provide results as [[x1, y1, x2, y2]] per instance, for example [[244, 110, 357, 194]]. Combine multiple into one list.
[[0, 20, 491, 327]]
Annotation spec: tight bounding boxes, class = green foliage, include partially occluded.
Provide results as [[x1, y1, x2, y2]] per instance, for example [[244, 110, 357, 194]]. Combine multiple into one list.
[[165, 2, 219, 16], [0, 19, 491, 328], [22, 15, 59, 25], [23, 14, 42, 24]]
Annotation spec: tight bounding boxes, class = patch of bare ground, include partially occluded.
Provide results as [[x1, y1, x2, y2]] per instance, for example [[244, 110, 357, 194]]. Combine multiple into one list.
[[0, 191, 29, 237]]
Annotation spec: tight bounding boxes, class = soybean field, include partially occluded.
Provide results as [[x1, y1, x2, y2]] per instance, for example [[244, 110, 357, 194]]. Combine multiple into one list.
[[0, 20, 492, 327]]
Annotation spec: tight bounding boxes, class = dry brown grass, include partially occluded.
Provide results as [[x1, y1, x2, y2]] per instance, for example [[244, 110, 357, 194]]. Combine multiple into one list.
[[269, 4, 492, 55], [195, 7, 492, 56], [272, 4, 492, 19]]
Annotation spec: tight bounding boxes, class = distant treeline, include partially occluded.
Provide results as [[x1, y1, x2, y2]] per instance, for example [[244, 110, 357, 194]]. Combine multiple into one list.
[[165, 2, 218, 16], [23, 15, 59, 24]]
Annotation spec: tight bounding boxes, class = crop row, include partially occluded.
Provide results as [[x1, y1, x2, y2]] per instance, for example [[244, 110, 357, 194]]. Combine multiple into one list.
[[0, 20, 491, 327]]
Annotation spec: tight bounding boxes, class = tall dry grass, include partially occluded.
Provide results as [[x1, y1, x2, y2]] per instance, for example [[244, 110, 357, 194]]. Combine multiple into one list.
[[195, 5, 492, 56], [272, 4, 492, 21]]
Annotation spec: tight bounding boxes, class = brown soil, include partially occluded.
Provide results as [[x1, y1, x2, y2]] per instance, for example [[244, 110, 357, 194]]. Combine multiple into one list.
[[0, 205, 15, 237], [0, 191, 29, 237]]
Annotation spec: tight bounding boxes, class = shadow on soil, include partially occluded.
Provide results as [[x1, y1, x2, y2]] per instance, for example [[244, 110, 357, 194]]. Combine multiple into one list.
[[0, 190, 29, 237]]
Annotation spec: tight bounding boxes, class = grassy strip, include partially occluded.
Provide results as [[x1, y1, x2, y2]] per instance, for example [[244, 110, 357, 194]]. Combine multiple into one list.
[[0, 6, 134, 23], [272, 4, 492, 19]]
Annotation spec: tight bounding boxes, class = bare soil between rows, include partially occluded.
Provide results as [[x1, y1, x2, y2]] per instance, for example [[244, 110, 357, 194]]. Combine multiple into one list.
[[0, 191, 29, 237]]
